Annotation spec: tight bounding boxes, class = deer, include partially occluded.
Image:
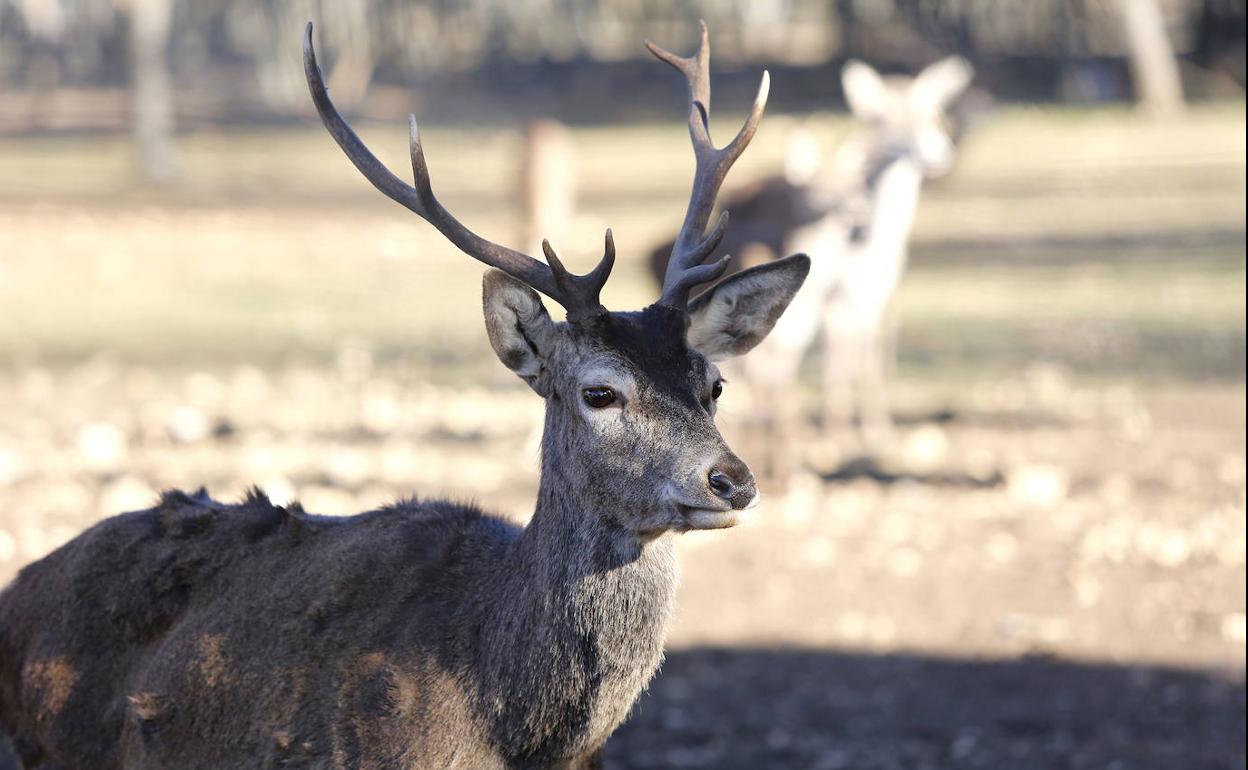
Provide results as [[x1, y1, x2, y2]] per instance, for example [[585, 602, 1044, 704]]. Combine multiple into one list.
[[0, 22, 808, 770], [648, 56, 973, 485]]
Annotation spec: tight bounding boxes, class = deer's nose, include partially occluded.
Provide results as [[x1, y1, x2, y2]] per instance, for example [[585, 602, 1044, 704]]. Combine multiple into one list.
[[707, 472, 735, 498], [707, 456, 756, 510]]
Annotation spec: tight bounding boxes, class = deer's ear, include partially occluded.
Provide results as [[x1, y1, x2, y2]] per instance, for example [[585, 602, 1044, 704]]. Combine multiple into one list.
[[686, 255, 810, 362], [911, 56, 973, 111], [483, 270, 558, 394], [842, 60, 890, 119]]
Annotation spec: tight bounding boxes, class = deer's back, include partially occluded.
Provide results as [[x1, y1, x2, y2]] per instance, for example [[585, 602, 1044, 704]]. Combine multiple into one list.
[[647, 175, 833, 290], [0, 489, 516, 769]]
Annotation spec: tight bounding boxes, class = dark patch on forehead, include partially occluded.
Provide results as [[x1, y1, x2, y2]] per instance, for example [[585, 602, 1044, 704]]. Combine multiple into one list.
[[577, 305, 707, 401]]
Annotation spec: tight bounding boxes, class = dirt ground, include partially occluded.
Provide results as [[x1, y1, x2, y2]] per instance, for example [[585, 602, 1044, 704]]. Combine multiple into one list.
[[608, 388, 1246, 770], [0, 366, 1242, 769], [0, 107, 1244, 767]]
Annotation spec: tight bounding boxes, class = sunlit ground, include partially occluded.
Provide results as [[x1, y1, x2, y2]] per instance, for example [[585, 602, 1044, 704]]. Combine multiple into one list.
[[0, 104, 1244, 767]]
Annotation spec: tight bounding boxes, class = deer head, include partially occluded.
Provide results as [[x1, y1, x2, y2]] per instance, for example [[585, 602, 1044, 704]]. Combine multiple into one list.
[[842, 56, 974, 178], [304, 22, 809, 536]]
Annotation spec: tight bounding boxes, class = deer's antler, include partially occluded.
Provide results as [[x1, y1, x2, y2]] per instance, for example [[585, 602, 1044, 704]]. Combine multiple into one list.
[[647, 21, 770, 310], [303, 22, 612, 321]]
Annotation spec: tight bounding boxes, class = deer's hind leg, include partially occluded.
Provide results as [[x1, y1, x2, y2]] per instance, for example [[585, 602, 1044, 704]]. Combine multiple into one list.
[[857, 325, 896, 453], [820, 326, 857, 437], [749, 347, 807, 492]]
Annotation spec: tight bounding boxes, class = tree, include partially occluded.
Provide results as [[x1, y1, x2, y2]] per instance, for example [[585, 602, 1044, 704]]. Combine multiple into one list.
[[1118, 0, 1186, 116], [129, 0, 178, 183]]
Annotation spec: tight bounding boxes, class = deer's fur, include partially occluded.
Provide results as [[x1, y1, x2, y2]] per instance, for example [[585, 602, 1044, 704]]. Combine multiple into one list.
[[0, 23, 810, 770], [0, 261, 808, 770], [649, 56, 974, 483]]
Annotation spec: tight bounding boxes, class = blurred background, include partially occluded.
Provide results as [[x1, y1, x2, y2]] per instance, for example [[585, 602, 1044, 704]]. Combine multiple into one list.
[[0, 1, 1244, 768]]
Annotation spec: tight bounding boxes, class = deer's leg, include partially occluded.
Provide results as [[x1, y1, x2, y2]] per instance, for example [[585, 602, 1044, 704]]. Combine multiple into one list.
[[728, 362, 774, 488], [737, 371, 787, 491], [760, 361, 802, 492], [859, 326, 895, 452], [772, 379, 800, 491], [820, 322, 855, 438], [882, 301, 901, 381], [745, 376, 777, 489]]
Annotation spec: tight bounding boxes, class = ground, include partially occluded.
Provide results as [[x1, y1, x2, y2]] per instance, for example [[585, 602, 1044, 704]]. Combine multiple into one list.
[[0, 105, 1244, 768]]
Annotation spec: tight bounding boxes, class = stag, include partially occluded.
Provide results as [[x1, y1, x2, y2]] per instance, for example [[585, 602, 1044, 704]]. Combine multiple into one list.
[[0, 22, 808, 770], [649, 56, 973, 483]]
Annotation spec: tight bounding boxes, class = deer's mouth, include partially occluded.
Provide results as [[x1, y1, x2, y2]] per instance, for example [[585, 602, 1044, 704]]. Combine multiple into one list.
[[678, 506, 740, 530], [675, 494, 760, 530]]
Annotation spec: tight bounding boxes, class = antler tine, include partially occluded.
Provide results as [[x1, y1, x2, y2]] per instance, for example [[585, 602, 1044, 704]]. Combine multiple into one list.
[[304, 22, 613, 319], [646, 20, 771, 309], [539, 229, 616, 322]]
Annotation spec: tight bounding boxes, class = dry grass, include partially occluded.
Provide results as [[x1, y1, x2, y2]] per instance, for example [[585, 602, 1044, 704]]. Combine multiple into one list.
[[0, 104, 1242, 375]]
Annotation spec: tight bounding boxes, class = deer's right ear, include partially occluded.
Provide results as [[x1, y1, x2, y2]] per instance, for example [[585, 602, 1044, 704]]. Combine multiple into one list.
[[483, 270, 558, 395], [842, 60, 889, 119]]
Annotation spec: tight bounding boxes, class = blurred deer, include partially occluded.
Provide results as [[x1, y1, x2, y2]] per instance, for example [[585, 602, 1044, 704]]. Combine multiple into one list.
[[815, 57, 974, 447], [0, 23, 809, 770], [649, 56, 973, 484]]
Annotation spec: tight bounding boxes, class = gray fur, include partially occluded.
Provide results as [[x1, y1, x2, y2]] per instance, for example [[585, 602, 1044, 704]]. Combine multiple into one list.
[[687, 256, 811, 361], [0, 266, 807, 769]]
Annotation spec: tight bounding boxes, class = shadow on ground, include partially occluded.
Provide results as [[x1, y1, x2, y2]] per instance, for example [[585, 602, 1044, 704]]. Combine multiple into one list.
[[0, 649, 1240, 769], [606, 648, 1246, 770], [816, 454, 1005, 488]]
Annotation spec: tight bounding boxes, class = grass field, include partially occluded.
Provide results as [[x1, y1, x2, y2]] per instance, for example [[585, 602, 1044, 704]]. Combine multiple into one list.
[[0, 104, 1243, 378], [0, 104, 1245, 768]]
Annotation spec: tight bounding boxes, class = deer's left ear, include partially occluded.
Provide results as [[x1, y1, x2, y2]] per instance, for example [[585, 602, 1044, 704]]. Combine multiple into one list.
[[686, 255, 810, 361], [842, 60, 890, 119]]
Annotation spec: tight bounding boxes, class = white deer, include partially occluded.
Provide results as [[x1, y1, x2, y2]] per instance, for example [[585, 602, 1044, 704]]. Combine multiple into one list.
[[649, 56, 974, 485]]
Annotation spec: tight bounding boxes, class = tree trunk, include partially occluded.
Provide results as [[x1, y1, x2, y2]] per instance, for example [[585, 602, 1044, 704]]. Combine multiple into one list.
[[130, 0, 178, 184], [1118, 0, 1186, 117]]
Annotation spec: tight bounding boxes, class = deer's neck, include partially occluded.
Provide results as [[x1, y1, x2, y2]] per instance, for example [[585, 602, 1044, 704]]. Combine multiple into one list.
[[472, 430, 677, 762], [861, 146, 924, 256]]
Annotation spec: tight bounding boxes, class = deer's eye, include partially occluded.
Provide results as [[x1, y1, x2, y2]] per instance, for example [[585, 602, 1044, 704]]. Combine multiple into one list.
[[711, 380, 724, 400], [582, 387, 617, 409]]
